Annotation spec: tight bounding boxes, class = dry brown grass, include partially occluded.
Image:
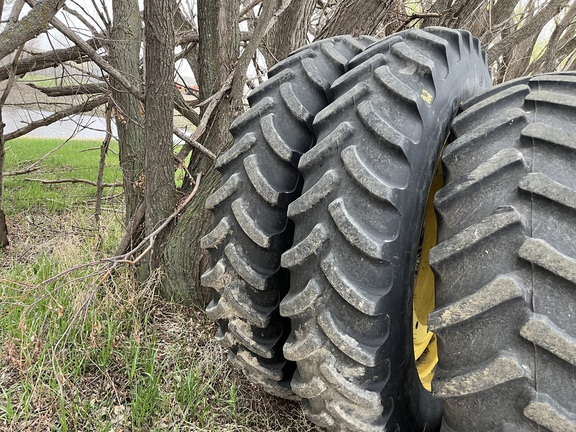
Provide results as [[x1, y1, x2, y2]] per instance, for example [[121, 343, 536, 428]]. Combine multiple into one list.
[[0, 209, 315, 432]]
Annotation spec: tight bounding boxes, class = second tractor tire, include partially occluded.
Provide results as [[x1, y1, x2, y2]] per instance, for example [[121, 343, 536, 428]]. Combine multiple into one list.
[[281, 28, 491, 431], [430, 74, 576, 432]]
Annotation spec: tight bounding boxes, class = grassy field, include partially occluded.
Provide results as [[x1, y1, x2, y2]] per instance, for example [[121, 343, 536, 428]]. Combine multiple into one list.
[[4, 137, 123, 214], [0, 138, 311, 431]]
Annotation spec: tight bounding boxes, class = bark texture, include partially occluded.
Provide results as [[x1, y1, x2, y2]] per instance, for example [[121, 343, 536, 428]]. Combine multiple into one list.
[[263, 0, 315, 66], [157, 0, 241, 305], [317, 0, 395, 38], [110, 0, 145, 224], [143, 0, 178, 285]]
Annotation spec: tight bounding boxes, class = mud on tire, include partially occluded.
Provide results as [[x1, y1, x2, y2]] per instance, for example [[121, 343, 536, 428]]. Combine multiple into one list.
[[430, 74, 576, 432], [200, 35, 377, 399], [280, 28, 490, 430]]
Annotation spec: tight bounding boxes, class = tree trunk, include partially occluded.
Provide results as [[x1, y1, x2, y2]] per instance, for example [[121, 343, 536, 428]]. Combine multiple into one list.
[[110, 0, 145, 225], [316, 0, 395, 39], [143, 0, 179, 286], [263, 0, 315, 67], [157, 0, 241, 305]]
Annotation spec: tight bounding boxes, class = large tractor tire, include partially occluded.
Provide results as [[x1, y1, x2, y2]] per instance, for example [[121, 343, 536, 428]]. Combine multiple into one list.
[[280, 28, 490, 430], [200, 36, 376, 399], [430, 74, 576, 431]]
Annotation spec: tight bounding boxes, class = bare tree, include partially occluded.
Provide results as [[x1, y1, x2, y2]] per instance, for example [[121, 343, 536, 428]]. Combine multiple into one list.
[[421, 0, 575, 82]]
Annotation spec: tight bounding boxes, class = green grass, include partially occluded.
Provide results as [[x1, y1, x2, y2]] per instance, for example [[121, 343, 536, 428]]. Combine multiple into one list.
[[0, 219, 309, 431], [19, 73, 79, 89], [0, 137, 311, 431], [4, 137, 122, 213]]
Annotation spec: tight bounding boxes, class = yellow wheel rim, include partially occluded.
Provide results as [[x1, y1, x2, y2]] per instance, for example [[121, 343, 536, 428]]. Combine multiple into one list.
[[413, 162, 443, 391]]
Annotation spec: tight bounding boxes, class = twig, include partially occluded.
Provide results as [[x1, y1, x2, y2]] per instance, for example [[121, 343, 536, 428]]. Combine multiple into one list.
[[393, 12, 441, 33], [114, 202, 145, 256], [175, 72, 234, 162], [4, 166, 41, 176], [4, 96, 109, 142], [94, 103, 112, 231], [0, 43, 25, 248], [25, 178, 123, 188], [239, 0, 263, 18], [7, 135, 75, 179], [173, 128, 216, 160], [25, 0, 145, 101], [110, 173, 202, 265]]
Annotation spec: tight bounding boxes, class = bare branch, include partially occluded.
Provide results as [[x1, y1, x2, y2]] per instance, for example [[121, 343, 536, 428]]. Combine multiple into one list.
[[26, 82, 108, 97], [173, 88, 200, 125], [488, 0, 566, 63], [173, 128, 216, 160], [4, 96, 108, 141], [0, 38, 102, 82], [176, 29, 252, 46], [0, 0, 66, 62], [175, 71, 234, 161], [114, 202, 145, 256], [94, 105, 113, 228], [5, 166, 41, 176], [240, 0, 263, 17], [25, 0, 145, 101], [230, 0, 294, 104], [110, 173, 202, 265], [6, 136, 71, 176], [62, 4, 100, 36], [393, 12, 442, 33], [25, 177, 123, 187], [0, 45, 24, 105]]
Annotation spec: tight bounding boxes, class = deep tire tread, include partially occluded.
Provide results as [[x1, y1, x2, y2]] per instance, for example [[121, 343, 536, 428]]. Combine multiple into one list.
[[432, 74, 576, 431], [282, 28, 490, 431], [202, 36, 375, 398]]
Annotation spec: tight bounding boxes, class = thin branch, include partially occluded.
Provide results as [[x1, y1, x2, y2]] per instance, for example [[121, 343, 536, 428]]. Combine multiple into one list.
[[0, 0, 66, 62], [393, 12, 442, 33], [114, 203, 145, 256], [173, 128, 216, 160], [6, 136, 71, 177], [0, 45, 25, 105], [0, 38, 102, 82], [240, 0, 263, 18], [175, 71, 233, 162], [26, 83, 108, 97], [25, 178, 123, 188], [4, 166, 41, 176], [25, 0, 145, 101], [94, 104, 112, 228], [110, 173, 202, 265], [173, 88, 200, 126], [4, 96, 108, 141], [62, 4, 100, 36], [91, 0, 111, 29]]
